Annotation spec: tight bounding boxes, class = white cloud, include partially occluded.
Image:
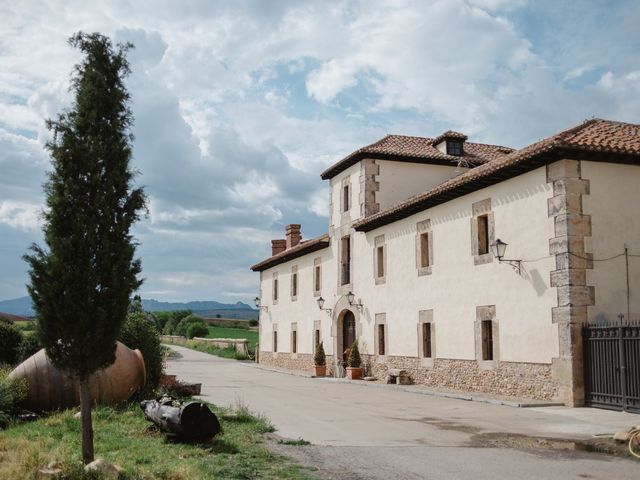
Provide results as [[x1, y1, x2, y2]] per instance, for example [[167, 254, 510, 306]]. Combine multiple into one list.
[[0, 0, 638, 302], [0, 201, 41, 231]]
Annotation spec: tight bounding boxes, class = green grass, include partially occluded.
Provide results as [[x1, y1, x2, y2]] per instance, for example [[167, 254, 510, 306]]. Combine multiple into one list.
[[206, 326, 258, 351], [277, 438, 311, 446], [185, 341, 251, 361], [0, 402, 317, 479]]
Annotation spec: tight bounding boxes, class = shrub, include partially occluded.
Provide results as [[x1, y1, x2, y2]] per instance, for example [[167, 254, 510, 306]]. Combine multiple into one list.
[[0, 367, 27, 428], [314, 341, 326, 366], [185, 322, 208, 339], [348, 341, 361, 368], [249, 319, 258, 327], [17, 334, 42, 362], [153, 311, 172, 331], [175, 314, 205, 337], [119, 311, 164, 394], [0, 322, 22, 365], [162, 316, 179, 335]]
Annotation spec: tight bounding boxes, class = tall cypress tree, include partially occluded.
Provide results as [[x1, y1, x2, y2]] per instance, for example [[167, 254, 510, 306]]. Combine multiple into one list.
[[24, 32, 146, 464]]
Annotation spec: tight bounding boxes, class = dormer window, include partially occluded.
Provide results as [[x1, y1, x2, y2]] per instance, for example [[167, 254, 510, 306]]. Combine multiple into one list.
[[446, 140, 463, 156], [432, 130, 468, 157]]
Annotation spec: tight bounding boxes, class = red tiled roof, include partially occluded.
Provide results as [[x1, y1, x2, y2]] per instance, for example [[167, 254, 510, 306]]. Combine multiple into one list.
[[320, 134, 513, 179], [250, 234, 330, 272], [354, 119, 640, 232], [432, 130, 468, 145]]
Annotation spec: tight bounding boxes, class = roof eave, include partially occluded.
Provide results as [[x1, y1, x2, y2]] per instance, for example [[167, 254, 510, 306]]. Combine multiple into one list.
[[354, 147, 640, 233], [250, 238, 330, 272]]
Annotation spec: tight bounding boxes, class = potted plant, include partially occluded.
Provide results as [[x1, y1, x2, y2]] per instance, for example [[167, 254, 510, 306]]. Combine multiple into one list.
[[346, 341, 363, 380], [313, 341, 326, 377]]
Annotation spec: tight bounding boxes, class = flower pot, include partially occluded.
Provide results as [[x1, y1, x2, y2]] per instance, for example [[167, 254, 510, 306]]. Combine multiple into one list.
[[313, 365, 326, 377], [346, 367, 363, 380]]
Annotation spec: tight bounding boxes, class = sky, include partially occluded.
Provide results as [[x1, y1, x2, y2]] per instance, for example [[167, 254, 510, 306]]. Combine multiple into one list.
[[1, 0, 639, 304]]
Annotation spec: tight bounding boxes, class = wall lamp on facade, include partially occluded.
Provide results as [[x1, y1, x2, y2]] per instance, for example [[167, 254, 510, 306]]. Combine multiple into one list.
[[254, 297, 268, 312], [316, 296, 333, 316], [490, 239, 522, 274], [346, 291, 364, 311]]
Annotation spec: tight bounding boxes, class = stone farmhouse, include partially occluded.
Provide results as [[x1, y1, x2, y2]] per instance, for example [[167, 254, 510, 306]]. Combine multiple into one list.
[[251, 119, 640, 407]]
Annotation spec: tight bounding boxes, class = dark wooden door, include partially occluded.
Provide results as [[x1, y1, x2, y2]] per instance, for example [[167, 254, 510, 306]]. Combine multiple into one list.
[[342, 310, 356, 364]]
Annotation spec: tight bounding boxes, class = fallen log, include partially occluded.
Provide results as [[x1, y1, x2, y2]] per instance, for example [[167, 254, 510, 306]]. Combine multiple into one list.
[[140, 395, 221, 441]]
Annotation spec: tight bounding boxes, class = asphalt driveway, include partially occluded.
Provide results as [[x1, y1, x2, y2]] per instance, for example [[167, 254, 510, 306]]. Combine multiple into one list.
[[166, 345, 638, 479]]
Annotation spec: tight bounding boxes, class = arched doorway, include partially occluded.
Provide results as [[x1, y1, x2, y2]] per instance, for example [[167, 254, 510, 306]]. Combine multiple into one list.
[[342, 310, 356, 364]]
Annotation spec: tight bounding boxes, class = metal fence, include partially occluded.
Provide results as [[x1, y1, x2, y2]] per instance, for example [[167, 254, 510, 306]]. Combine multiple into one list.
[[583, 319, 640, 413]]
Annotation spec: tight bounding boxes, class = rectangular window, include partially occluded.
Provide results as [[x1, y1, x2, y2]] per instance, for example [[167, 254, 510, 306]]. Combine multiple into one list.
[[273, 278, 278, 301], [378, 324, 386, 355], [422, 323, 432, 358], [376, 246, 385, 278], [420, 233, 430, 268], [342, 184, 350, 212], [314, 265, 321, 292], [314, 329, 320, 349], [341, 236, 351, 285], [292, 330, 297, 354], [477, 214, 489, 255], [273, 331, 278, 352], [481, 320, 493, 361], [292, 273, 298, 297]]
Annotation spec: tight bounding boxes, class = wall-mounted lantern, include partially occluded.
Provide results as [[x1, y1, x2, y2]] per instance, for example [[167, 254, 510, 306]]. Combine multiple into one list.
[[316, 296, 332, 316], [346, 291, 364, 311], [490, 238, 522, 274], [254, 297, 268, 312]]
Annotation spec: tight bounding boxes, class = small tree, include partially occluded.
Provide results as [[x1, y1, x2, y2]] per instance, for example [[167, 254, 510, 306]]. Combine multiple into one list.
[[23, 32, 145, 464], [314, 341, 326, 366], [348, 341, 361, 368]]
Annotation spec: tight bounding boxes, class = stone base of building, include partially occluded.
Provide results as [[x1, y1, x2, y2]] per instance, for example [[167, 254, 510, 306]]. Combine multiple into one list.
[[259, 351, 315, 373], [259, 351, 560, 401]]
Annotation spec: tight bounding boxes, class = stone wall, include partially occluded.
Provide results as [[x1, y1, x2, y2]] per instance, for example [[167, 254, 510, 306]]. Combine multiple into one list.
[[259, 352, 315, 372], [259, 351, 559, 401], [362, 355, 559, 401]]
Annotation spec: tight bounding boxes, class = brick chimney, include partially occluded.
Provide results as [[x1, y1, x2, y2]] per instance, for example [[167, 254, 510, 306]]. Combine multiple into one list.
[[271, 239, 286, 256], [285, 224, 301, 249]]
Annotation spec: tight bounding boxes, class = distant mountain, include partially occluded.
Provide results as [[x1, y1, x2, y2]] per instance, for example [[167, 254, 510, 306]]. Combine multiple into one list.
[[0, 295, 255, 317], [0, 296, 34, 317], [141, 299, 255, 312]]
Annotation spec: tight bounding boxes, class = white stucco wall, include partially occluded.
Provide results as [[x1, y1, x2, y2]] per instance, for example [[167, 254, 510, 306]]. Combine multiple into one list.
[[351, 166, 558, 364], [582, 161, 640, 322], [376, 160, 464, 211], [258, 247, 335, 355]]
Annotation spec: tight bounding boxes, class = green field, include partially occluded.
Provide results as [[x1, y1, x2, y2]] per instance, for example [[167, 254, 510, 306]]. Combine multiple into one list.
[[206, 326, 258, 350]]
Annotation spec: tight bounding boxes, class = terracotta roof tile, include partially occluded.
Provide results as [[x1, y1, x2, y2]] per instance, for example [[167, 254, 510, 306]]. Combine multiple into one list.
[[354, 119, 640, 232], [431, 130, 468, 145], [250, 234, 330, 272], [320, 134, 513, 179]]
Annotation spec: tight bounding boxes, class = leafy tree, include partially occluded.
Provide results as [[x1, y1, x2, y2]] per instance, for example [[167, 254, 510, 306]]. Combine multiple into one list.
[[0, 322, 22, 365], [175, 314, 205, 337], [185, 322, 209, 339], [23, 32, 145, 464], [119, 310, 163, 395]]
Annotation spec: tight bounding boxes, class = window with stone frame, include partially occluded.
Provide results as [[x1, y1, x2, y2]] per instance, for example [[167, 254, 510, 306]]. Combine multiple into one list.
[[475, 305, 498, 368], [291, 266, 298, 301], [341, 177, 351, 213], [418, 310, 435, 367], [422, 322, 432, 358], [313, 257, 322, 296], [272, 273, 278, 303], [481, 320, 493, 361], [314, 329, 320, 349], [341, 235, 351, 285], [273, 330, 278, 352], [291, 326, 298, 354], [471, 199, 494, 265], [374, 235, 386, 285], [416, 220, 433, 276], [374, 313, 387, 356]]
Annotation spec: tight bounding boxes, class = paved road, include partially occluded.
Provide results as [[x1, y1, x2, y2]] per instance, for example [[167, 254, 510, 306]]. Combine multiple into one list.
[[166, 346, 638, 479]]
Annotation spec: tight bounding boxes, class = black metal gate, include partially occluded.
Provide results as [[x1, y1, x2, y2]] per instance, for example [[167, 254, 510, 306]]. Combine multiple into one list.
[[583, 323, 640, 413]]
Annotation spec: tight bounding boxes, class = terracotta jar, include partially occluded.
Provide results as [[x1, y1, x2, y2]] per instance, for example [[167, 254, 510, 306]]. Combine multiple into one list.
[[9, 341, 146, 412]]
